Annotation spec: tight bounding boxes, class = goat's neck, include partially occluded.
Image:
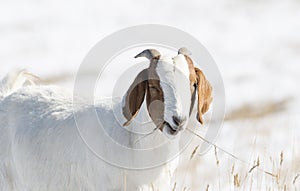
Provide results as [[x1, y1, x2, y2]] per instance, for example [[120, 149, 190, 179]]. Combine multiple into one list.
[[79, 97, 180, 170], [107, 99, 167, 149]]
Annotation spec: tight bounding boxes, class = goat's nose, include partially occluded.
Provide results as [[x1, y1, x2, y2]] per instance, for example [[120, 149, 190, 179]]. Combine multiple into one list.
[[172, 115, 185, 126]]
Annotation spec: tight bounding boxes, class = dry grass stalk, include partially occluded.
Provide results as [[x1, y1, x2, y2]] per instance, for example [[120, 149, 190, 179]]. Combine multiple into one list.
[[150, 183, 155, 191], [234, 173, 240, 187], [293, 174, 300, 185], [214, 146, 219, 166], [265, 171, 277, 178], [213, 145, 221, 191], [172, 182, 176, 191], [225, 98, 290, 121], [276, 173, 280, 186], [280, 151, 284, 166], [275, 152, 284, 186], [205, 184, 209, 191], [249, 157, 260, 173], [231, 164, 235, 174], [187, 128, 277, 178], [190, 145, 199, 160]]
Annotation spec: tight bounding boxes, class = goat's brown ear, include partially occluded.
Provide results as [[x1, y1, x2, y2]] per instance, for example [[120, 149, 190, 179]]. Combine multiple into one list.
[[122, 69, 148, 126], [195, 67, 213, 124]]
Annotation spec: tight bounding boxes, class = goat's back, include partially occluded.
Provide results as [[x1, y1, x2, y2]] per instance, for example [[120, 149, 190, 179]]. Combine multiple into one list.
[[0, 86, 178, 190], [0, 86, 108, 190]]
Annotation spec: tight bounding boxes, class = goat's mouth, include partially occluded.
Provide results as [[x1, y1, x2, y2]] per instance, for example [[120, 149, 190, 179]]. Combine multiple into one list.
[[163, 121, 179, 136]]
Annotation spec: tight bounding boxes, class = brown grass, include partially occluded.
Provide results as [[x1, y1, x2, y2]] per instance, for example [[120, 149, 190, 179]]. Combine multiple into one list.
[[225, 98, 291, 121]]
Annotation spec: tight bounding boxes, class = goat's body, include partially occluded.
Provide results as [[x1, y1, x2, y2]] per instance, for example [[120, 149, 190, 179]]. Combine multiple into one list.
[[0, 84, 178, 190], [0, 48, 213, 190]]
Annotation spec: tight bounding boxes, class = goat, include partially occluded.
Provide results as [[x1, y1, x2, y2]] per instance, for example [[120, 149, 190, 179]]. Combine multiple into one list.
[[0, 48, 212, 191]]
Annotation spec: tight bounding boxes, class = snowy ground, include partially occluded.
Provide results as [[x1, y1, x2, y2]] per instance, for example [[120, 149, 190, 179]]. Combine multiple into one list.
[[1, 0, 300, 190]]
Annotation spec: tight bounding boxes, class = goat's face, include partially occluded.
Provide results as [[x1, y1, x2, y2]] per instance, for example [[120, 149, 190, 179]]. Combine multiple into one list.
[[122, 49, 213, 138]]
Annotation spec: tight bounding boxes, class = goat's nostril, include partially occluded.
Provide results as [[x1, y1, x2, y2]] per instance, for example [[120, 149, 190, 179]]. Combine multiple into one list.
[[172, 116, 184, 126]]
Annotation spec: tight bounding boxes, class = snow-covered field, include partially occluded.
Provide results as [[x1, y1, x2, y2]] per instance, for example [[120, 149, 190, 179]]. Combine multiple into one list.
[[1, 0, 300, 190]]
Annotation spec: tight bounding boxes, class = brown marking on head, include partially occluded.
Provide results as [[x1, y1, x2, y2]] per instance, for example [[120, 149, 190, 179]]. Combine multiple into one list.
[[122, 50, 165, 129], [146, 58, 165, 130], [194, 67, 213, 124], [179, 49, 213, 124], [184, 55, 198, 115], [122, 48, 213, 138], [122, 68, 148, 126]]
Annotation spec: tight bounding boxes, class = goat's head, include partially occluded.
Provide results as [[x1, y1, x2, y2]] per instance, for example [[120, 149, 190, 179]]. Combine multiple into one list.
[[122, 48, 212, 138]]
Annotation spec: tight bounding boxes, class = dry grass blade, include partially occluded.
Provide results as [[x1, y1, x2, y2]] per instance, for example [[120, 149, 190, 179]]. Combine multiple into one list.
[[214, 145, 219, 166], [293, 174, 300, 185], [280, 151, 283, 166], [205, 184, 209, 191], [231, 164, 235, 174], [172, 182, 176, 191], [266, 171, 277, 178], [249, 157, 260, 173], [190, 145, 199, 160], [186, 128, 277, 178], [150, 183, 155, 191], [234, 173, 240, 187], [225, 98, 290, 121]]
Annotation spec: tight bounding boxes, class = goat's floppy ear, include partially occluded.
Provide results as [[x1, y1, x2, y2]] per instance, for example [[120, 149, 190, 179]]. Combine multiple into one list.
[[189, 84, 197, 116], [122, 69, 148, 126], [194, 67, 213, 124]]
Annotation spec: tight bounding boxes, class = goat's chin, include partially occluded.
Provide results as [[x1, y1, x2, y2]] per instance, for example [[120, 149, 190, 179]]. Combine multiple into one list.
[[162, 123, 180, 139]]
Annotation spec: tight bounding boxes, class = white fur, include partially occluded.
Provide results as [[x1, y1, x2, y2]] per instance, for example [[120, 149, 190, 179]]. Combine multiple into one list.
[[155, 54, 191, 130], [0, 71, 180, 191]]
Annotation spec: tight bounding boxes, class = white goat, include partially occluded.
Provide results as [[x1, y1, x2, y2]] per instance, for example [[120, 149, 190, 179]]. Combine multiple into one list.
[[0, 48, 212, 191]]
